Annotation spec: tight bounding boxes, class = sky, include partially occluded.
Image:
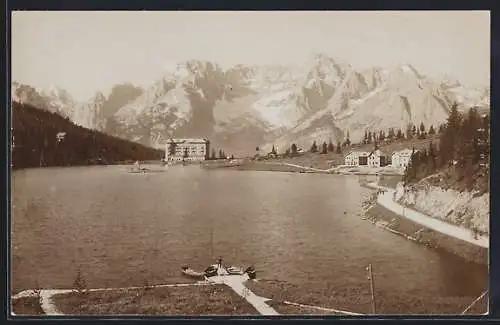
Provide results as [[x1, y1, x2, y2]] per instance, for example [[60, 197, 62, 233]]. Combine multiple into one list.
[[12, 11, 490, 101]]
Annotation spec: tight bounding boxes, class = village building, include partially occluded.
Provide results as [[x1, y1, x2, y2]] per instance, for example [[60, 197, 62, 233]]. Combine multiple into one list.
[[344, 151, 370, 166], [367, 149, 388, 167], [391, 149, 417, 168], [165, 138, 210, 162]]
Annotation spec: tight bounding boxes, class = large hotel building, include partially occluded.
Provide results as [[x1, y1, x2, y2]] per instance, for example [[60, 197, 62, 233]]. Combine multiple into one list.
[[165, 138, 210, 162]]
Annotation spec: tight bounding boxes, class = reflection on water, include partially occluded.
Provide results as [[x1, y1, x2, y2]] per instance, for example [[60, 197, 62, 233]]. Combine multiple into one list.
[[12, 165, 487, 300]]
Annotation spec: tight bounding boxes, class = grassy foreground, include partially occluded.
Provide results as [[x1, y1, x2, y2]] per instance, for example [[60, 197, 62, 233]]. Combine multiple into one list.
[[266, 300, 344, 315], [51, 285, 259, 316], [12, 296, 44, 316], [245, 280, 486, 315]]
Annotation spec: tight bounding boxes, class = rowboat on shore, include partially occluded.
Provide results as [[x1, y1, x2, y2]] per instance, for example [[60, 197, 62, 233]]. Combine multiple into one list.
[[226, 266, 244, 275], [181, 266, 206, 280]]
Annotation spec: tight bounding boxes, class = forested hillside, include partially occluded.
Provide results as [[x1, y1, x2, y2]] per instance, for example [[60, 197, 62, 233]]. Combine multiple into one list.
[[12, 102, 164, 169], [404, 104, 490, 194]]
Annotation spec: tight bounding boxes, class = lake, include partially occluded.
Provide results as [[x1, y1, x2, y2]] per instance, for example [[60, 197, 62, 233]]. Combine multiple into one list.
[[11, 165, 487, 306]]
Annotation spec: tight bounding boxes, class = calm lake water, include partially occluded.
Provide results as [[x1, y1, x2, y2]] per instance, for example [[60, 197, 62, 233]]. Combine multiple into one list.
[[12, 165, 487, 301]]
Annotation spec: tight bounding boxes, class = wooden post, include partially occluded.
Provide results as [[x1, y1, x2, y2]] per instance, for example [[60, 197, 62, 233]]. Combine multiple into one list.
[[209, 225, 214, 259], [367, 263, 376, 314], [461, 291, 487, 314]]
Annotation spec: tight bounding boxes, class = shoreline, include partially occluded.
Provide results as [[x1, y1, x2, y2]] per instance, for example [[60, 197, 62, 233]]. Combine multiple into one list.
[[202, 160, 404, 176], [361, 184, 488, 265]]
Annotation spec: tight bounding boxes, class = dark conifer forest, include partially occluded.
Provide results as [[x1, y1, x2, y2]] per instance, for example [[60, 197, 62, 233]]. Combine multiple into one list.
[[11, 102, 164, 169], [404, 104, 490, 194]]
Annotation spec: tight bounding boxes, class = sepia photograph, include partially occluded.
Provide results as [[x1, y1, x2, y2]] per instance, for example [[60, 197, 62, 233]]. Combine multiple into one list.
[[10, 10, 490, 316]]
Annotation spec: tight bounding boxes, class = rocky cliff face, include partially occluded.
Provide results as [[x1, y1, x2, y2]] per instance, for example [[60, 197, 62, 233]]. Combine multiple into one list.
[[12, 54, 490, 155]]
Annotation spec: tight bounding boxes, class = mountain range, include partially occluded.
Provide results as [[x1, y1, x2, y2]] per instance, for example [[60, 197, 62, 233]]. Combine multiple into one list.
[[11, 54, 490, 155]]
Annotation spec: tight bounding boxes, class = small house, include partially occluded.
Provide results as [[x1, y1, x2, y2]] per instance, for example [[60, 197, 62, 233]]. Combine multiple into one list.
[[368, 149, 387, 167], [344, 151, 370, 166], [391, 149, 417, 168]]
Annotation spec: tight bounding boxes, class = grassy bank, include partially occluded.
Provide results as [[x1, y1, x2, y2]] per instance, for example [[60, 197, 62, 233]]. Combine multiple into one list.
[[266, 300, 345, 315], [203, 161, 316, 173], [12, 296, 44, 316], [246, 280, 370, 314], [51, 284, 259, 316], [246, 280, 486, 315], [365, 203, 488, 265]]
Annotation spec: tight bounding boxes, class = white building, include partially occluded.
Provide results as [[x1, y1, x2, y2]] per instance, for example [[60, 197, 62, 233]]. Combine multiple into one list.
[[165, 138, 210, 162], [367, 149, 387, 168], [344, 151, 370, 166], [391, 149, 416, 168]]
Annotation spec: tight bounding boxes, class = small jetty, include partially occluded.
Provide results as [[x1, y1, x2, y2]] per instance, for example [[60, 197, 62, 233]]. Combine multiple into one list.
[[181, 258, 278, 315]]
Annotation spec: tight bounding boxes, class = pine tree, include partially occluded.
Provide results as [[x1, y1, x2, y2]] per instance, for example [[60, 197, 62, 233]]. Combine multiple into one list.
[[328, 139, 334, 152], [419, 122, 426, 134], [428, 125, 436, 135], [427, 140, 437, 173], [379, 130, 386, 142], [364, 130, 368, 144], [183, 147, 189, 159], [396, 129, 404, 140], [310, 141, 318, 153], [211, 149, 216, 160], [291, 143, 298, 154], [412, 125, 417, 138], [367, 131, 372, 144], [321, 142, 328, 154], [344, 132, 351, 147], [336, 141, 342, 154], [440, 102, 462, 164], [344, 131, 351, 147], [406, 124, 413, 139], [271, 145, 277, 155], [388, 128, 395, 141]]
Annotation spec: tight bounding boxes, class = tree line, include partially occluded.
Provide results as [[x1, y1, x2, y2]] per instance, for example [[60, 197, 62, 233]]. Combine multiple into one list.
[[259, 131, 352, 158], [361, 122, 438, 146], [12, 102, 164, 169], [404, 104, 490, 193]]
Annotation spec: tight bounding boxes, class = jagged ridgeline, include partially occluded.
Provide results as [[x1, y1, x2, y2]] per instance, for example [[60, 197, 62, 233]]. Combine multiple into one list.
[[11, 101, 164, 169], [12, 56, 490, 157]]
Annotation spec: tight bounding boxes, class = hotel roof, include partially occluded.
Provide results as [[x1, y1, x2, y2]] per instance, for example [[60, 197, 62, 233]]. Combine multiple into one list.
[[166, 138, 209, 144]]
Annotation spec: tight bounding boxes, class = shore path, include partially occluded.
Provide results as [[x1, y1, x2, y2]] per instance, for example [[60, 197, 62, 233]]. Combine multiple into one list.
[[208, 275, 279, 315], [367, 182, 489, 248]]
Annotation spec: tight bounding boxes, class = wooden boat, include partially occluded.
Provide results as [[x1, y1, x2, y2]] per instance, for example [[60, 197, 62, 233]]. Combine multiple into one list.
[[181, 266, 206, 279], [204, 265, 218, 277], [226, 266, 244, 275], [245, 266, 257, 280]]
